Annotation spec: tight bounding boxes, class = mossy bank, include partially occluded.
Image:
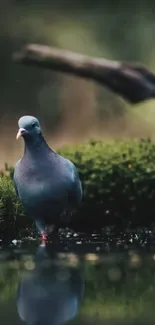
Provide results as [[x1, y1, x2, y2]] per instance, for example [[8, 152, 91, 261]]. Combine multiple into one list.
[[1, 138, 155, 239]]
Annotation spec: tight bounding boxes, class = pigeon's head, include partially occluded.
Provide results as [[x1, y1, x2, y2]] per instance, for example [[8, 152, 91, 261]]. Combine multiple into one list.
[[16, 115, 42, 140]]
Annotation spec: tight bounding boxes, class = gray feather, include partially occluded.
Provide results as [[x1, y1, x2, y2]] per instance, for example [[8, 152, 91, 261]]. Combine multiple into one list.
[[13, 116, 82, 234]]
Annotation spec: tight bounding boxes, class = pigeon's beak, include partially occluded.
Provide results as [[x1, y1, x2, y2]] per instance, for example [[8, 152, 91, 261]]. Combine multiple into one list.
[[16, 128, 26, 140]]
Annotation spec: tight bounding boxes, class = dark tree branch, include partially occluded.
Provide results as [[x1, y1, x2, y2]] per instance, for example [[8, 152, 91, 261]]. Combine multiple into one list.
[[13, 44, 155, 104]]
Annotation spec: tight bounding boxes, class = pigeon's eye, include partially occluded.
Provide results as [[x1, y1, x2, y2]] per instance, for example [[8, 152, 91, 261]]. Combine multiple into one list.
[[31, 123, 36, 128]]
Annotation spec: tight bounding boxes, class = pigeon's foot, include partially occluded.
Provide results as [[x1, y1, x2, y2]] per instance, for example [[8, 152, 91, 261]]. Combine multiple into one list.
[[41, 232, 47, 245]]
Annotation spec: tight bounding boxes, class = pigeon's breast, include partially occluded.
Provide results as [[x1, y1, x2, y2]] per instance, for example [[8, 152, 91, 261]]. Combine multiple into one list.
[[15, 162, 71, 216]]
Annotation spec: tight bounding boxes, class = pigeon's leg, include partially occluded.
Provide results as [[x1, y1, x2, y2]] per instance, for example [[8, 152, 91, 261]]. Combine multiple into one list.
[[35, 220, 47, 245], [41, 232, 47, 245]]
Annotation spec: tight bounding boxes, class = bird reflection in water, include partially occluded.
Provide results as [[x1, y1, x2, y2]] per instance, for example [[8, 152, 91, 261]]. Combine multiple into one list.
[[16, 246, 84, 325]]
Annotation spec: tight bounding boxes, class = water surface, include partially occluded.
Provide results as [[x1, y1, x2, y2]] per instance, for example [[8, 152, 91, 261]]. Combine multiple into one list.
[[0, 240, 155, 325]]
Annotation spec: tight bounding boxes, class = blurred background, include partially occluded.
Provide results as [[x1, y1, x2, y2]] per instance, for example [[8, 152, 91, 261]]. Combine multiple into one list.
[[1, 0, 155, 167]]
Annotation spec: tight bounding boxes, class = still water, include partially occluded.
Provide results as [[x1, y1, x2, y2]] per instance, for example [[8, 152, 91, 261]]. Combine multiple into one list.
[[0, 239, 155, 325]]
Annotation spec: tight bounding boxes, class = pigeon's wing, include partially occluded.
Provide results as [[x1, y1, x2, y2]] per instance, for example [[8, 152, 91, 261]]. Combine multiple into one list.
[[13, 159, 21, 197], [13, 177, 19, 197], [65, 159, 82, 207]]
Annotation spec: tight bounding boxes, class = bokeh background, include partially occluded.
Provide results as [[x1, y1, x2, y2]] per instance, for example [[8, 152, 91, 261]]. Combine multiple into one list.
[[1, 0, 155, 167]]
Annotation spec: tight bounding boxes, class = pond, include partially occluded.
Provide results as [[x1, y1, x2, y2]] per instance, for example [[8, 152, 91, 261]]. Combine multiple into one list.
[[0, 236, 155, 325]]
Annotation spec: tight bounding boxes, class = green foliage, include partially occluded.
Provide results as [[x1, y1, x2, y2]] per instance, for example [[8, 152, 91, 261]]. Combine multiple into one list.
[[0, 175, 26, 241], [1, 138, 155, 237], [58, 138, 155, 229]]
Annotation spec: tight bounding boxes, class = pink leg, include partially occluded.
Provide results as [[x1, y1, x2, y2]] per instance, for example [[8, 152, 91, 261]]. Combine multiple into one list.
[[41, 232, 47, 245]]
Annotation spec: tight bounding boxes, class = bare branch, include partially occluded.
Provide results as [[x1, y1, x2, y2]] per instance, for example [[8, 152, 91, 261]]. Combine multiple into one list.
[[13, 44, 155, 104]]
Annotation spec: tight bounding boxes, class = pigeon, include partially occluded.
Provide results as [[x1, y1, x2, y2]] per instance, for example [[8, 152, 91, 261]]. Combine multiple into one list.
[[13, 115, 82, 244]]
